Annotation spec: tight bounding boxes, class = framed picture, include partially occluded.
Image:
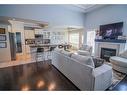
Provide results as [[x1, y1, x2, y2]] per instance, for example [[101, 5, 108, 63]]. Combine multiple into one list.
[[0, 35, 6, 41], [0, 42, 7, 48], [0, 28, 6, 34]]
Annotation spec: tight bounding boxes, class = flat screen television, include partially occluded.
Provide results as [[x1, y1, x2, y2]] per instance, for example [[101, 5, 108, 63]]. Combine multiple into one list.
[[99, 22, 123, 40]]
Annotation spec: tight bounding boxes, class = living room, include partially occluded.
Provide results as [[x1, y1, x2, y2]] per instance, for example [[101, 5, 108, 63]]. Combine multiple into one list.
[[0, 4, 127, 91]]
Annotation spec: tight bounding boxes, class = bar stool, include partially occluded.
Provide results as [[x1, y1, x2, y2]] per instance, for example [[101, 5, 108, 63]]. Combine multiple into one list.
[[46, 46, 55, 61], [36, 47, 45, 63]]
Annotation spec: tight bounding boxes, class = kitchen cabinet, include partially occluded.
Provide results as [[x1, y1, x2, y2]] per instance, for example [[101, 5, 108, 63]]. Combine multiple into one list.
[[51, 31, 65, 44], [34, 29, 43, 34], [43, 31, 50, 39], [24, 30, 35, 39], [25, 45, 31, 53], [34, 29, 50, 38]]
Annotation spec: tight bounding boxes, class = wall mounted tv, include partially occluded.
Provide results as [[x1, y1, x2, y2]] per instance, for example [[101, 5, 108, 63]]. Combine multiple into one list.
[[99, 22, 123, 40]]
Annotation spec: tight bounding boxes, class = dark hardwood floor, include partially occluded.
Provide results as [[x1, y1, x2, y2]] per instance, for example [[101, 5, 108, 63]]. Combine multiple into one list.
[[0, 60, 127, 91], [0, 60, 79, 91], [112, 75, 127, 91]]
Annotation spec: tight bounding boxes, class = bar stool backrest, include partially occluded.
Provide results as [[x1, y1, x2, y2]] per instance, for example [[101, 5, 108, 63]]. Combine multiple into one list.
[[50, 47, 55, 51], [37, 47, 44, 53]]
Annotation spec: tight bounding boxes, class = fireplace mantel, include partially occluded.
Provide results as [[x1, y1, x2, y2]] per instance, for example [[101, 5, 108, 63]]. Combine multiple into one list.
[[95, 39, 126, 43]]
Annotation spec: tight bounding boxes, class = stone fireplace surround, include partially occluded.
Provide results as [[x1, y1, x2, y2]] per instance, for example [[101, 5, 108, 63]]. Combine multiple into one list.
[[95, 41, 127, 58]]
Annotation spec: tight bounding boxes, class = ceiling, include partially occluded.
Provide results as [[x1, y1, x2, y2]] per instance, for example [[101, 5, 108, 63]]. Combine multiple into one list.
[[71, 4, 106, 13], [74, 4, 97, 10]]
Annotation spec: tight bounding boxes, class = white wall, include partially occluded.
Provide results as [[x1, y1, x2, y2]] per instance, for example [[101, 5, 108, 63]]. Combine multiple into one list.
[[84, 5, 127, 43]]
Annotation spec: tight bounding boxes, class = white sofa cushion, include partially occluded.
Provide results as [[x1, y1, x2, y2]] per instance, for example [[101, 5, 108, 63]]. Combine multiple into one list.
[[71, 54, 95, 68], [61, 50, 72, 57], [119, 50, 127, 59], [77, 50, 90, 56], [110, 56, 127, 67]]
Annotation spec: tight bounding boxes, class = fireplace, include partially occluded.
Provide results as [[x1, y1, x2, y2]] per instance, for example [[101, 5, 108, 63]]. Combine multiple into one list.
[[101, 48, 116, 62]]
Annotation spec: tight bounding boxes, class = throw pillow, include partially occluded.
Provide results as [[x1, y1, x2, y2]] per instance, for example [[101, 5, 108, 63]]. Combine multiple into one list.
[[92, 57, 104, 68]]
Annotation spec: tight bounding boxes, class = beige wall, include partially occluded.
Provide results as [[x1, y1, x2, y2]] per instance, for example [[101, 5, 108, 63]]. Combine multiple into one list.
[[0, 24, 11, 62]]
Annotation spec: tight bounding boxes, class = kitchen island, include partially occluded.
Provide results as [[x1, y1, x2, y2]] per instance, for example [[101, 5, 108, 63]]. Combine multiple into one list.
[[29, 44, 71, 61], [29, 44, 70, 48]]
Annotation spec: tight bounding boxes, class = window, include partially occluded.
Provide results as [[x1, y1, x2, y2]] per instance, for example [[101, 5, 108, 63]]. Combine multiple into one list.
[[87, 31, 96, 54], [69, 32, 79, 49], [68, 29, 83, 50]]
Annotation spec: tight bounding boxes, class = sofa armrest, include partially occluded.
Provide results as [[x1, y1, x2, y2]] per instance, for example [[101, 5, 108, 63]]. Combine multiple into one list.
[[93, 64, 113, 90], [93, 64, 112, 77]]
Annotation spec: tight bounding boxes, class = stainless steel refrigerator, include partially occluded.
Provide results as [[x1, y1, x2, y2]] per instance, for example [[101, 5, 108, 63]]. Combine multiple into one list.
[[9, 32, 16, 60]]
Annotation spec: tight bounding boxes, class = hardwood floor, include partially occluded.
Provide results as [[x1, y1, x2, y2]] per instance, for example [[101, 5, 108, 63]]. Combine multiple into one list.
[[112, 75, 127, 91], [0, 60, 127, 91], [0, 60, 79, 91]]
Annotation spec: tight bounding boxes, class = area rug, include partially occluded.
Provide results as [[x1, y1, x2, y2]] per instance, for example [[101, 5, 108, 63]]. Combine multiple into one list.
[[107, 70, 126, 90]]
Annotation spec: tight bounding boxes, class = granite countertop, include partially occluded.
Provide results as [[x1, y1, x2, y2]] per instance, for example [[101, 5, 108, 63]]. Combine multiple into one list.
[[29, 44, 69, 47]]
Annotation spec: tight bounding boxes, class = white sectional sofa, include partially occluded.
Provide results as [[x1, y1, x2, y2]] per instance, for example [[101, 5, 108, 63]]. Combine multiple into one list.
[[52, 49, 113, 91]]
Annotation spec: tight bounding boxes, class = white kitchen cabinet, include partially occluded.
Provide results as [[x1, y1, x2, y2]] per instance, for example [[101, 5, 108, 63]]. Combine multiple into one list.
[[43, 31, 50, 39], [34, 29, 43, 34], [24, 30, 35, 39], [51, 31, 66, 44]]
